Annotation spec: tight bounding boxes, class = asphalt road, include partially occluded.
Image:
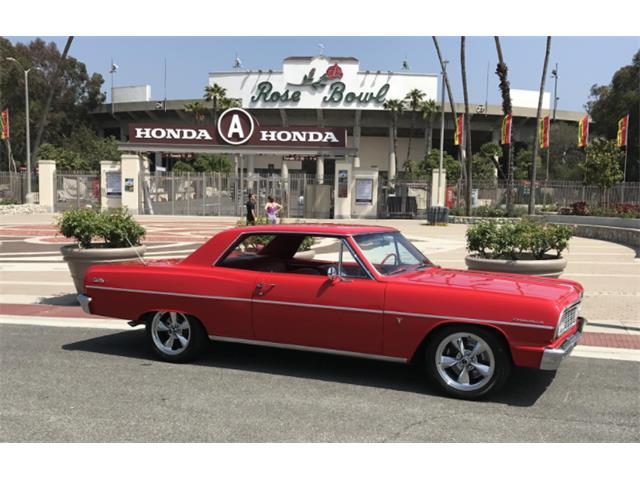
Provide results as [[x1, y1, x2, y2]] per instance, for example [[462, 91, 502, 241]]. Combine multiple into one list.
[[1, 324, 638, 442]]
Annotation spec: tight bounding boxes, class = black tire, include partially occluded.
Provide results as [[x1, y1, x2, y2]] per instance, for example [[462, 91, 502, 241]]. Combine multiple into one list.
[[425, 324, 511, 400], [146, 311, 208, 363]]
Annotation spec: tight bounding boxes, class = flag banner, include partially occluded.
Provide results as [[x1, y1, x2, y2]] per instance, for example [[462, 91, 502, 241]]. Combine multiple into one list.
[[500, 113, 512, 145], [539, 116, 550, 149], [0, 109, 8, 140], [617, 114, 629, 147], [578, 114, 589, 148], [454, 114, 464, 146]]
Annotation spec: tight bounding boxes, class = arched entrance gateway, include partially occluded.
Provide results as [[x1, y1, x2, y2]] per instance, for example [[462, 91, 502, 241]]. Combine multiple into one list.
[[118, 107, 365, 219]]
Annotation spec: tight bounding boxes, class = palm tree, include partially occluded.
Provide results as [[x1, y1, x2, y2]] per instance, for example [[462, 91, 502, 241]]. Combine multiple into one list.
[[203, 83, 227, 125], [219, 97, 241, 110], [420, 99, 438, 158], [494, 36, 515, 215], [404, 88, 425, 167], [384, 99, 404, 179], [460, 37, 473, 216], [432, 36, 467, 186], [529, 36, 552, 215], [184, 101, 207, 124]]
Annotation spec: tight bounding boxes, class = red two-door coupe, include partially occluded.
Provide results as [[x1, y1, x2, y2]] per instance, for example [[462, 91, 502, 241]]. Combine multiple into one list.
[[79, 224, 585, 399]]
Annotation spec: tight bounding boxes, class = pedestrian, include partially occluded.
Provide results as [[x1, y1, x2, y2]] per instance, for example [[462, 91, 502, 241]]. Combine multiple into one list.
[[264, 195, 282, 224], [245, 194, 257, 225]]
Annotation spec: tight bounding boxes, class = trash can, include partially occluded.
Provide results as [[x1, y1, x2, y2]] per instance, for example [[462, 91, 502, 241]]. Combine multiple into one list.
[[427, 206, 449, 225]]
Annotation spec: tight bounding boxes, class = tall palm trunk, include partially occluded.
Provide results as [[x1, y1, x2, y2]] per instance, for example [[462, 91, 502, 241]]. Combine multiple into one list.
[[31, 36, 74, 164], [432, 37, 467, 187], [407, 110, 415, 166], [528, 36, 552, 214], [494, 36, 514, 215], [424, 116, 433, 157], [461, 37, 473, 216], [213, 96, 218, 126]]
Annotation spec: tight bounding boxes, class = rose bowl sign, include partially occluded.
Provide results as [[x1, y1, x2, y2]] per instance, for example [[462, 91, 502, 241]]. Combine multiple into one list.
[[128, 108, 346, 149]]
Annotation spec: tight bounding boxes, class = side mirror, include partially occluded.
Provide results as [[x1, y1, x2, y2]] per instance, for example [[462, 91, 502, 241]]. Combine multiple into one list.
[[327, 265, 339, 281]]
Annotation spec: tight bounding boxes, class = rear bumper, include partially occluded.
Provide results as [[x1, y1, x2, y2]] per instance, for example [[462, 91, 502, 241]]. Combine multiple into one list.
[[78, 294, 92, 314], [539, 317, 586, 370]]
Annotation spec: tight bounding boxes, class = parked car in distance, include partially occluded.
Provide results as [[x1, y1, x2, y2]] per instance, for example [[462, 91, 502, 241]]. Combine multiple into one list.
[[79, 224, 586, 399]]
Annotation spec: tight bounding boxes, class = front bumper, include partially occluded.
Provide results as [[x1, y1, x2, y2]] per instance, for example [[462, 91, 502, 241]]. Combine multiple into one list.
[[539, 317, 587, 370], [78, 294, 92, 314]]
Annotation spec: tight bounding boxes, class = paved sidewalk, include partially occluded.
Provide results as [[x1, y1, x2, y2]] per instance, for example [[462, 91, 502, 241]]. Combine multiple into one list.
[[2, 213, 639, 350]]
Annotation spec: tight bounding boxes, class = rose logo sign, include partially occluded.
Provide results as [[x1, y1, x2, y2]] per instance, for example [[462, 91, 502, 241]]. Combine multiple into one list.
[[325, 63, 343, 80], [217, 108, 256, 145]]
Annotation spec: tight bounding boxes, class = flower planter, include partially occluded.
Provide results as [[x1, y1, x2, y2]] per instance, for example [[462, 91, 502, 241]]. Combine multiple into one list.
[[465, 254, 567, 278], [61, 244, 147, 294]]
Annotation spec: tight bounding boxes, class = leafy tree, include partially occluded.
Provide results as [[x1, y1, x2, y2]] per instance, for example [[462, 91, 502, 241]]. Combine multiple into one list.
[[0, 37, 105, 169], [547, 122, 585, 181], [193, 154, 233, 173], [514, 148, 543, 181], [472, 143, 501, 184], [184, 101, 207, 123], [419, 149, 460, 181], [586, 50, 639, 181], [582, 138, 624, 189], [403, 88, 425, 166], [172, 160, 195, 172]]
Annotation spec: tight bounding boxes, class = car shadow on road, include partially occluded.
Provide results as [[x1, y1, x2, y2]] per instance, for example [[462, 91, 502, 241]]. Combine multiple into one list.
[[62, 329, 557, 407]]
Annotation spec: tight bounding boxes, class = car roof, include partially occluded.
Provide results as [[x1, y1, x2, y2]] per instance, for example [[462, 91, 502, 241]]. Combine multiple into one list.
[[230, 223, 398, 235]]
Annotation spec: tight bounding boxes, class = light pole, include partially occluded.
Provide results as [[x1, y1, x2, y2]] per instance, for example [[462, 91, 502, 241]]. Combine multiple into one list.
[[110, 60, 118, 115], [6, 57, 35, 197], [437, 60, 448, 207], [546, 64, 559, 181]]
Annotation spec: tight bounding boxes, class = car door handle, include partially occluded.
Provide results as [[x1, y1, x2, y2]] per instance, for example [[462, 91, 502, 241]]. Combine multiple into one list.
[[256, 282, 276, 296]]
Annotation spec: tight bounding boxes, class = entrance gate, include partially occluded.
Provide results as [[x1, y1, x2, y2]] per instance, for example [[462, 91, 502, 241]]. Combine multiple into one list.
[[54, 172, 100, 212]]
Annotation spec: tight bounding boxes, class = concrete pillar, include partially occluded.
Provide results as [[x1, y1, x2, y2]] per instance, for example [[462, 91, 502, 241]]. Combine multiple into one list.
[[100, 160, 122, 211], [38, 159, 56, 213], [121, 153, 141, 214], [388, 126, 397, 179], [316, 156, 325, 184], [154, 152, 163, 171], [431, 168, 447, 207], [353, 111, 361, 169], [334, 161, 352, 219], [281, 161, 289, 180], [248, 155, 255, 175]]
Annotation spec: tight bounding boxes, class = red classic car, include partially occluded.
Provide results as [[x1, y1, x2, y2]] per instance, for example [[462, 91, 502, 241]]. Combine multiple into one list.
[[78, 224, 585, 399]]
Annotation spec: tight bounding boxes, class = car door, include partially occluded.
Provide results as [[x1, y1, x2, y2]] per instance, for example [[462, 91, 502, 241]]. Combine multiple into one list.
[[251, 237, 385, 355]]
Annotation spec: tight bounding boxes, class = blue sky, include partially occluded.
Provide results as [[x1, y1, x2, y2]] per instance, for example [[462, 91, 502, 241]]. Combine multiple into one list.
[[7, 36, 639, 112]]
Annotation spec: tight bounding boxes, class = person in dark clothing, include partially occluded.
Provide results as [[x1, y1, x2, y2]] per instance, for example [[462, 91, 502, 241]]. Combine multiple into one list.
[[245, 194, 257, 225]]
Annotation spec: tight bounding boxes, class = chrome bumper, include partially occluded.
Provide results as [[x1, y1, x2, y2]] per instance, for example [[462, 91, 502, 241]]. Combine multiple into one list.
[[78, 294, 92, 314], [540, 317, 586, 370]]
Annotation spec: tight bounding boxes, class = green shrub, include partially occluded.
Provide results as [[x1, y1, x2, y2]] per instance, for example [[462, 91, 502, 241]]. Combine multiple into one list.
[[0, 198, 18, 205], [467, 219, 573, 260], [57, 207, 145, 248]]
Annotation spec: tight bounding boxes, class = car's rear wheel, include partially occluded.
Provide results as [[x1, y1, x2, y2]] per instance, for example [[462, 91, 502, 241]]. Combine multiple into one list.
[[425, 325, 511, 400], [146, 311, 207, 363]]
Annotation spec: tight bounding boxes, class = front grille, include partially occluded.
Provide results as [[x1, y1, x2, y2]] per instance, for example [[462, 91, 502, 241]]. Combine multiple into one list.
[[557, 302, 580, 337]]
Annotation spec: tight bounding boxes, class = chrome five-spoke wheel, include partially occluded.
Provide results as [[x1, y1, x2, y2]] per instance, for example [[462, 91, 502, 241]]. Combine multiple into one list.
[[146, 311, 207, 363], [426, 325, 511, 399]]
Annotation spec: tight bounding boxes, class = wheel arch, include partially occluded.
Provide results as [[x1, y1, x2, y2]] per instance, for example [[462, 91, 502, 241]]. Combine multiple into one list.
[[409, 321, 513, 365]]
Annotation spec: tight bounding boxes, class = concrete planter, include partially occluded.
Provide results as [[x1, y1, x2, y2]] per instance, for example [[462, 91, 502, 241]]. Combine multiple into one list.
[[61, 244, 147, 294], [293, 249, 316, 260], [465, 254, 567, 278]]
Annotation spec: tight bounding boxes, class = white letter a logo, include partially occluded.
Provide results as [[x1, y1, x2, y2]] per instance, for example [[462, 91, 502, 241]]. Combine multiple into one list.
[[228, 114, 245, 139]]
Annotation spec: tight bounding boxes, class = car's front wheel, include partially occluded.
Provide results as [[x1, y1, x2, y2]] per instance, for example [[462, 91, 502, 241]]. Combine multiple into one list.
[[425, 325, 511, 400], [146, 311, 207, 363]]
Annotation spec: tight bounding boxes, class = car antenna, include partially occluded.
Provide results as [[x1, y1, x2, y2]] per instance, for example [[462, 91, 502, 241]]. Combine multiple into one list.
[[125, 234, 147, 266]]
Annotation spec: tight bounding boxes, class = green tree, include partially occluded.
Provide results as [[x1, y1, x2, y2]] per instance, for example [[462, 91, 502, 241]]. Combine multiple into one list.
[[172, 160, 195, 172], [420, 99, 438, 157], [514, 148, 543, 181], [586, 50, 639, 181], [184, 101, 207, 123], [0, 37, 105, 169], [383, 99, 404, 178], [404, 88, 425, 167], [581, 138, 624, 189], [194, 154, 233, 173], [473, 143, 502, 184], [547, 122, 585, 180], [203, 83, 227, 125], [419, 149, 460, 181]]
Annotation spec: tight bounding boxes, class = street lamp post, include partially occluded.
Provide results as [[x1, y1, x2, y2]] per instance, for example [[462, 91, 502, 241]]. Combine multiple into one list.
[[5, 57, 33, 197], [437, 60, 448, 207], [546, 64, 559, 181]]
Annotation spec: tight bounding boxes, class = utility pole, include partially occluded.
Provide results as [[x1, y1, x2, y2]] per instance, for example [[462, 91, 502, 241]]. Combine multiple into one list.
[[437, 60, 448, 207], [547, 64, 558, 181]]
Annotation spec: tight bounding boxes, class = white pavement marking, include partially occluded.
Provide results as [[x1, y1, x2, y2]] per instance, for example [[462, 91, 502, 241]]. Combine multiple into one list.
[[0, 314, 142, 330], [0, 280, 74, 286], [572, 345, 640, 362], [0, 263, 69, 272]]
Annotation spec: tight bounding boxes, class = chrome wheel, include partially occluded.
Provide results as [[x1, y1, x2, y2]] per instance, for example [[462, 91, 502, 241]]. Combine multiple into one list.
[[150, 311, 191, 356], [435, 332, 495, 393]]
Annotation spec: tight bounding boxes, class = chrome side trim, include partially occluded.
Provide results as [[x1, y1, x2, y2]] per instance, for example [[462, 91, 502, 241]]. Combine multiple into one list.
[[384, 310, 555, 330], [85, 286, 553, 330], [85, 285, 252, 303], [208, 335, 408, 363], [253, 298, 383, 315]]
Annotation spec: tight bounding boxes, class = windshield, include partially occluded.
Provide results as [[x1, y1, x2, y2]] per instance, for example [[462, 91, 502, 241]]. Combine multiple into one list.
[[353, 232, 431, 276]]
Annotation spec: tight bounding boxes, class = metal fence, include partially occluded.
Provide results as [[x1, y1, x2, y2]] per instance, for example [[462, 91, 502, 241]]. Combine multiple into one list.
[[141, 172, 335, 218], [54, 172, 100, 211], [0, 172, 38, 203]]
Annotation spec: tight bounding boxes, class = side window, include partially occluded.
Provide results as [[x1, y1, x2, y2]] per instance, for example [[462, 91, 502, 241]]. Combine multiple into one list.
[[307, 237, 368, 279], [232, 234, 274, 255]]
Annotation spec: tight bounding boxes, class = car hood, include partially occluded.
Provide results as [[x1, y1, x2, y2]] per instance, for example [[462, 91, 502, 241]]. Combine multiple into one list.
[[392, 266, 582, 304]]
